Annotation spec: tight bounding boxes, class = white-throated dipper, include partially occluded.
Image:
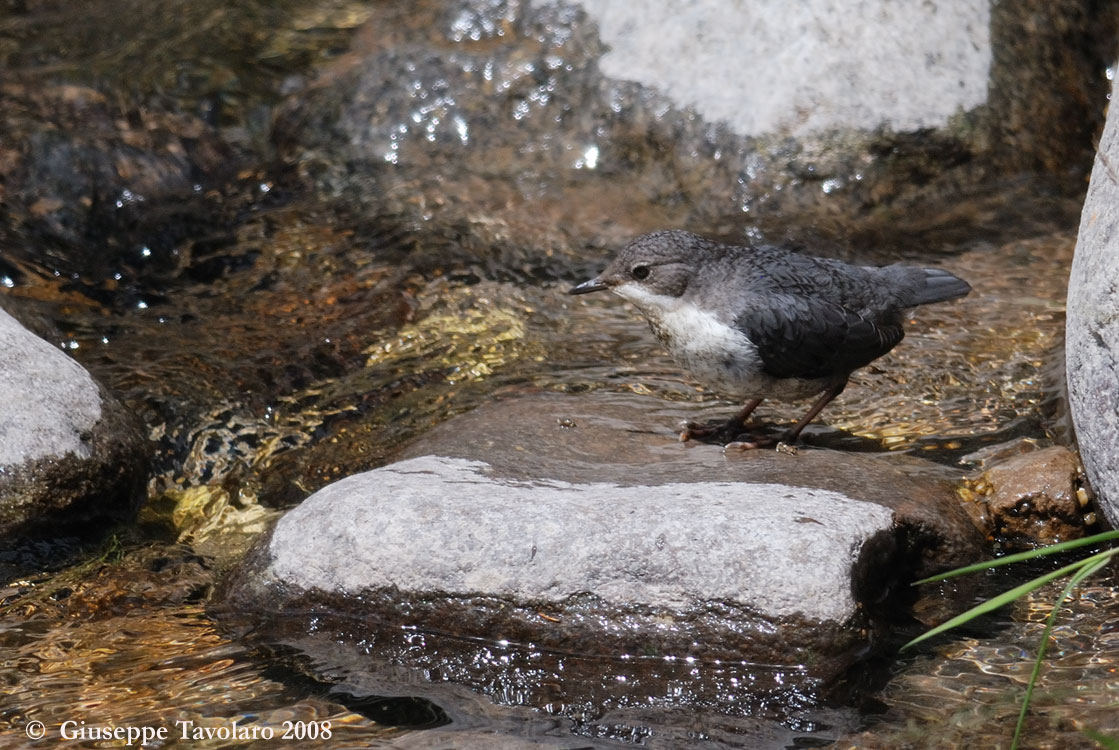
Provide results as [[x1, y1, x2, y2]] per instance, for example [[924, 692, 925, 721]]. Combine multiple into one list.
[[569, 230, 971, 449]]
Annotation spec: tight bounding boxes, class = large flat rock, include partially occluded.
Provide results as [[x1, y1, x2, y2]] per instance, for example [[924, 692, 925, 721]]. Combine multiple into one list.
[[264, 455, 895, 623], [225, 392, 983, 716], [398, 393, 982, 581]]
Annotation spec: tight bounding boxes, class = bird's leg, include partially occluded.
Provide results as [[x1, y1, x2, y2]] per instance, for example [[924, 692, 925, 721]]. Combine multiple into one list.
[[726, 380, 848, 451], [681, 398, 763, 443], [735, 397, 764, 423], [782, 379, 848, 443]]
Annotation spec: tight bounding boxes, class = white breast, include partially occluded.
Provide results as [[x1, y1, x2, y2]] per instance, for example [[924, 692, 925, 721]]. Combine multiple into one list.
[[612, 282, 833, 401], [614, 283, 762, 393]]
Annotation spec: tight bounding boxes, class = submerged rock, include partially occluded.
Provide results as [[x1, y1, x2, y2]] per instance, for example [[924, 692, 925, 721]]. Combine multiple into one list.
[[1067, 73, 1119, 529], [224, 392, 983, 720], [0, 82, 240, 275], [0, 305, 149, 538]]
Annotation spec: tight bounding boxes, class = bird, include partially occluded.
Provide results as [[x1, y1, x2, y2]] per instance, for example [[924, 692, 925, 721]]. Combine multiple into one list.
[[569, 230, 971, 449]]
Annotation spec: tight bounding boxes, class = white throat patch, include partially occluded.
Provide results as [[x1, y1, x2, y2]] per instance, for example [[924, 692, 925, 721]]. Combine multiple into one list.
[[611, 281, 684, 316]]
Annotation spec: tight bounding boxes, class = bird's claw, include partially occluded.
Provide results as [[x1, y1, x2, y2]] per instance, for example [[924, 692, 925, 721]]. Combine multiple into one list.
[[723, 435, 777, 452], [723, 437, 799, 453], [680, 421, 721, 442], [680, 419, 749, 444]]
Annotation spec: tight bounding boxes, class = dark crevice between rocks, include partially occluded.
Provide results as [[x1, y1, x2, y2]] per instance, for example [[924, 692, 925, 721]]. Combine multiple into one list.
[[870, 520, 984, 633], [988, 0, 1119, 176]]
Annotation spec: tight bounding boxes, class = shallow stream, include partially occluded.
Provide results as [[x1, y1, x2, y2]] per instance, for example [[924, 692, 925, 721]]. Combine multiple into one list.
[[1, 1, 1115, 748]]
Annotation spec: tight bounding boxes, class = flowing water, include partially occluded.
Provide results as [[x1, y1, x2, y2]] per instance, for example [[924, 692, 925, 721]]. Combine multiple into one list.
[[0, 1, 1113, 748]]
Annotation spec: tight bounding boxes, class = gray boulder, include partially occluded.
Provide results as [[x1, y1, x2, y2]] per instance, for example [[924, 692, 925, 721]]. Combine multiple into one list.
[[0, 306, 149, 538], [564, 0, 991, 138], [259, 453, 892, 623], [225, 393, 982, 716], [1067, 73, 1119, 528]]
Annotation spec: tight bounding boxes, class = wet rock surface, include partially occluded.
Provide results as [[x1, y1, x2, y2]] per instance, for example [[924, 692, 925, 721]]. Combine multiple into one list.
[[0, 306, 148, 538], [0, 0, 1114, 748], [397, 392, 983, 578], [224, 392, 984, 725], [1067, 73, 1119, 529], [980, 446, 1092, 547]]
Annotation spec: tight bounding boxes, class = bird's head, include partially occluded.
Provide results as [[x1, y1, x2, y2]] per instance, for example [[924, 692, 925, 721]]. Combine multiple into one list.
[[569, 230, 711, 309]]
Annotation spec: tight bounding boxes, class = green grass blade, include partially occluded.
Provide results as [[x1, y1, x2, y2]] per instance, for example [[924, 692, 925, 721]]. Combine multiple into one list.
[[1010, 555, 1113, 750], [1082, 728, 1119, 749], [913, 529, 1119, 585], [902, 549, 1117, 650]]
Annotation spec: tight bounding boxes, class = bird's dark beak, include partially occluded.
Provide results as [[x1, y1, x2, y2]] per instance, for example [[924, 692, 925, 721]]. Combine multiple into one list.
[[569, 277, 608, 295]]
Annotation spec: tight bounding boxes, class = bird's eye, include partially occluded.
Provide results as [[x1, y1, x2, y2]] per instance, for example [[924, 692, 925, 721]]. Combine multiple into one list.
[[632, 265, 650, 280]]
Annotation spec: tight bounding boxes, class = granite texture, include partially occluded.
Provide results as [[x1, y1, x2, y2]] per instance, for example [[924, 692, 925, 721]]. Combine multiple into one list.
[[1066, 73, 1119, 528]]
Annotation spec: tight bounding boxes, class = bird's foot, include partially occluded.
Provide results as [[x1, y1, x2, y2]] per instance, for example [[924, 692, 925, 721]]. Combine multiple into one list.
[[680, 418, 749, 444], [724, 437, 800, 454], [723, 434, 779, 451]]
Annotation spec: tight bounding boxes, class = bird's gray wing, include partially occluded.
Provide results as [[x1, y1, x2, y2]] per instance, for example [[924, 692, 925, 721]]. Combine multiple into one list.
[[734, 294, 905, 379]]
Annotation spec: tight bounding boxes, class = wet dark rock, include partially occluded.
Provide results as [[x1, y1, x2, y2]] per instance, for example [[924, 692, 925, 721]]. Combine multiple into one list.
[[987, 0, 1119, 176], [0, 81, 242, 280], [0, 305, 149, 539], [224, 392, 983, 719], [1067, 72, 1119, 530], [273, 0, 1110, 281], [0, 0, 381, 302], [0, 543, 212, 621], [980, 446, 1091, 547]]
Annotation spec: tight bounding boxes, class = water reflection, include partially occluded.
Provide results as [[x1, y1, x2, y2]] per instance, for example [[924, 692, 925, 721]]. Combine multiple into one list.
[[0, 0, 1104, 747], [0, 545, 387, 748], [839, 574, 1119, 748]]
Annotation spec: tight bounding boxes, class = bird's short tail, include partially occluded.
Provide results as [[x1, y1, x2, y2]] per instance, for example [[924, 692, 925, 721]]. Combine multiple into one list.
[[893, 267, 971, 306]]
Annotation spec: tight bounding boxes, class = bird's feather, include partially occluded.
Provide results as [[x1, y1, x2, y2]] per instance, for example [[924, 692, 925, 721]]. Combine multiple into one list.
[[733, 294, 905, 380]]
